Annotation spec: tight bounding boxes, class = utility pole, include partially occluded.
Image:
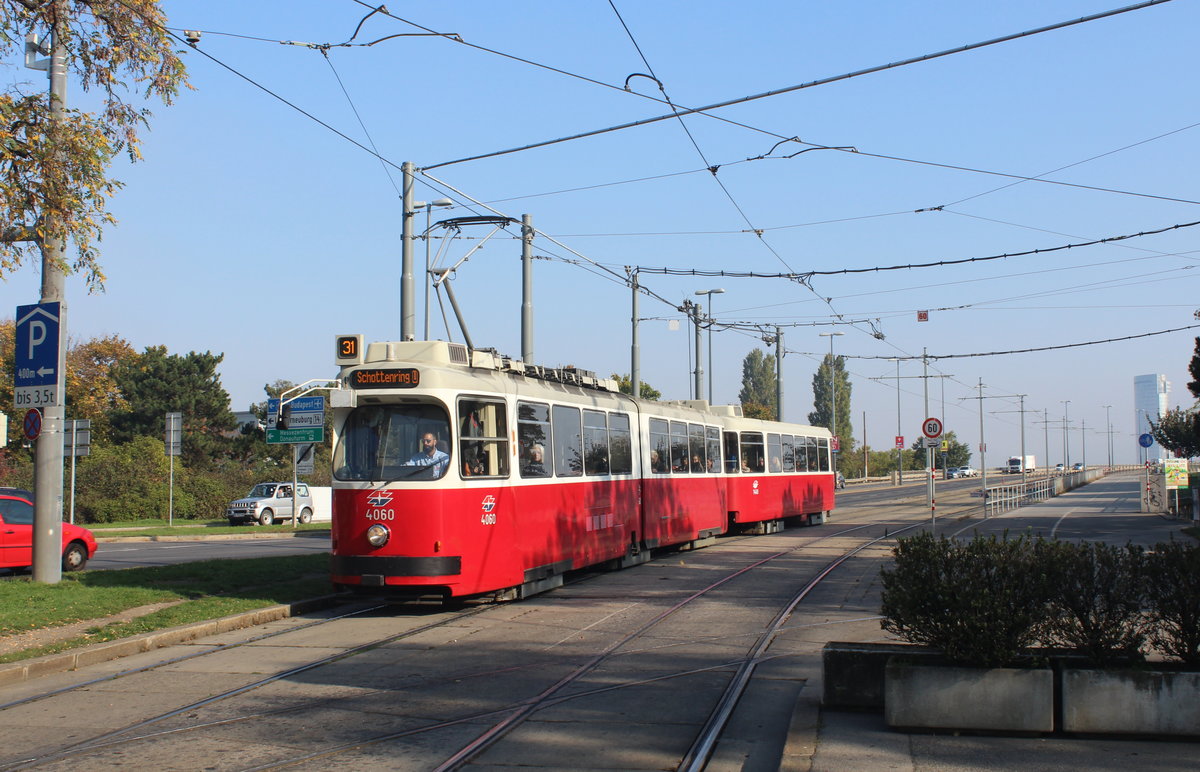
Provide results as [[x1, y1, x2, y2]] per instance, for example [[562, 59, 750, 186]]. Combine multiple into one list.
[[692, 302, 703, 401], [26, 27, 69, 584]]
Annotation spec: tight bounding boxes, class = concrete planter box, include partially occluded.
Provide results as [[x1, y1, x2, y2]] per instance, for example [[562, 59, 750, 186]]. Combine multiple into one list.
[[822, 641, 940, 710], [884, 659, 1054, 733], [1062, 668, 1200, 737]]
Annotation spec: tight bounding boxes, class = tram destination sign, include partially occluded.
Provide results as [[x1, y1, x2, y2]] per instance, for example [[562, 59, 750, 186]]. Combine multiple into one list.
[[348, 368, 420, 389]]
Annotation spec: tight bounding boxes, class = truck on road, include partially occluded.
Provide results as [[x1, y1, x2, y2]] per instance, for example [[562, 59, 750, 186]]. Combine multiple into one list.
[[1006, 455, 1036, 474], [226, 483, 332, 525]]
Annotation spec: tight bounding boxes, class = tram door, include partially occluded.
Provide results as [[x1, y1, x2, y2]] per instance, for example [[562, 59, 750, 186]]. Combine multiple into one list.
[[723, 431, 741, 520]]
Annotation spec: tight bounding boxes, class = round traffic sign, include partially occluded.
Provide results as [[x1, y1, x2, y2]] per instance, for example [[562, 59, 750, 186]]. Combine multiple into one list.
[[922, 417, 943, 439], [23, 408, 42, 440], [1138, 433, 1154, 448]]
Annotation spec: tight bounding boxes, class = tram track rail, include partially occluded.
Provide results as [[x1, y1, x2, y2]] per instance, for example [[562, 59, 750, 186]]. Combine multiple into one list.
[[1, 506, 939, 772], [251, 520, 924, 770]]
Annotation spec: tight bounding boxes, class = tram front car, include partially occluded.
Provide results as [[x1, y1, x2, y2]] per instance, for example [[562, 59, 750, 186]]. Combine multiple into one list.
[[330, 336, 516, 600]]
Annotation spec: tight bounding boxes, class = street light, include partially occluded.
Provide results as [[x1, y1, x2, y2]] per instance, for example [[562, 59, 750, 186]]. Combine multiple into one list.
[[695, 288, 725, 403], [415, 198, 454, 340], [819, 332, 844, 467]]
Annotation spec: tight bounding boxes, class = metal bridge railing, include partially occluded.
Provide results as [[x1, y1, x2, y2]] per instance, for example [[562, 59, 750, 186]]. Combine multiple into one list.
[[982, 471, 1103, 517]]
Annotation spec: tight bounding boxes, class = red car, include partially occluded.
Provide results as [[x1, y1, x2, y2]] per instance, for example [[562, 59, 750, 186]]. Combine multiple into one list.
[[0, 490, 98, 572]]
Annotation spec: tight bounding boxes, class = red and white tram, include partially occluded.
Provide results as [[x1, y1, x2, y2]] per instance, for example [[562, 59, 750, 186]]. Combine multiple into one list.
[[328, 337, 836, 600]]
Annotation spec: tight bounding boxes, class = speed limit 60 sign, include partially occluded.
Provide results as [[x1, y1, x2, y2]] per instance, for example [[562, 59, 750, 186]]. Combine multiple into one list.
[[922, 417, 943, 438]]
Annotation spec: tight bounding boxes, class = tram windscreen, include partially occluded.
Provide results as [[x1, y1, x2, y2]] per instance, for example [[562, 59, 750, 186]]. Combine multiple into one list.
[[334, 404, 451, 481]]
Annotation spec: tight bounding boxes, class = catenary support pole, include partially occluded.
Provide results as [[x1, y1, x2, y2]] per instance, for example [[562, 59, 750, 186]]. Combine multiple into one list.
[[401, 161, 416, 340], [630, 271, 640, 398], [775, 327, 784, 421], [693, 303, 703, 402], [521, 214, 533, 364]]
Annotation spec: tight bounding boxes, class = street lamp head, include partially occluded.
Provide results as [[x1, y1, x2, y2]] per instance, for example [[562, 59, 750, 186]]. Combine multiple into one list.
[[695, 288, 725, 296], [819, 331, 845, 338], [432, 198, 454, 207]]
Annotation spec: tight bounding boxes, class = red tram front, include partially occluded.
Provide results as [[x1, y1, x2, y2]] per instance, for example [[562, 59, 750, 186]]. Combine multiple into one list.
[[329, 337, 836, 600]]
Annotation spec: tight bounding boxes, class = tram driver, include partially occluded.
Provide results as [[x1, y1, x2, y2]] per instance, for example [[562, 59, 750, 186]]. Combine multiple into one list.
[[404, 432, 450, 476]]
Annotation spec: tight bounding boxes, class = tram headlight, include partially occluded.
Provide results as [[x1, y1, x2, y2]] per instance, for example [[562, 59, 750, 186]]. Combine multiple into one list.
[[366, 524, 391, 548]]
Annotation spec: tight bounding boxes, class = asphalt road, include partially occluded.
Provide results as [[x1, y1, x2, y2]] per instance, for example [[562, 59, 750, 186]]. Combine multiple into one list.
[[86, 534, 332, 571]]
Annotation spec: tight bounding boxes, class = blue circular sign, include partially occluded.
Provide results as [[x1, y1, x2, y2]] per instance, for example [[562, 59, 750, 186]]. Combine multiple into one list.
[[1139, 433, 1154, 448]]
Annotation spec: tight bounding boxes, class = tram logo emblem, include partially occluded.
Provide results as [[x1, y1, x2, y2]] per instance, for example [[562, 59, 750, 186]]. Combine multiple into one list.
[[367, 490, 394, 507], [481, 495, 496, 514], [752, 480, 760, 495]]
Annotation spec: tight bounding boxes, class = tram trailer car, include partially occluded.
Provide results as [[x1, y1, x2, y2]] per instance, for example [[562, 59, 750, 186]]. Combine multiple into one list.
[[328, 337, 836, 601]]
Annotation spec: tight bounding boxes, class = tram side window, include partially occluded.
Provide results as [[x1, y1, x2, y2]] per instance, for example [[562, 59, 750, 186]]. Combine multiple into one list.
[[705, 427, 720, 474], [723, 431, 740, 473], [767, 433, 783, 473], [583, 410, 610, 475], [741, 432, 765, 473], [806, 435, 819, 472], [782, 435, 795, 472], [457, 398, 510, 479], [818, 437, 831, 472], [688, 424, 706, 473], [649, 418, 670, 474], [552, 405, 583, 477], [518, 401, 551, 478], [334, 404, 451, 481], [796, 436, 811, 472], [609, 413, 633, 475], [670, 421, 690, 472]]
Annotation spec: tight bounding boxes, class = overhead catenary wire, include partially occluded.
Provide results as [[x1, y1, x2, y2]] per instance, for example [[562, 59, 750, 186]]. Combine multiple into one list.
[[422, 0, 1178, 170]]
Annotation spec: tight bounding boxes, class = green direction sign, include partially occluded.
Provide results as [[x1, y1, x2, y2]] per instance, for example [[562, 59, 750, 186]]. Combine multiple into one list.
[[267, 426, 324, 444]]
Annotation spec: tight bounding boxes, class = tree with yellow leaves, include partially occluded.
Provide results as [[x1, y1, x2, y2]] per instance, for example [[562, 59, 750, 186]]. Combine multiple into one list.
[[0, 0, 187, 289]]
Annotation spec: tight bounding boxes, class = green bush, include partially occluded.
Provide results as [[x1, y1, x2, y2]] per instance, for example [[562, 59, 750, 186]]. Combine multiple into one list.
[[75, 436, 173, 522], [1145, 539, 1200, 665], [1039, 540, 1148, 666], [880, 532, 1051, 667]]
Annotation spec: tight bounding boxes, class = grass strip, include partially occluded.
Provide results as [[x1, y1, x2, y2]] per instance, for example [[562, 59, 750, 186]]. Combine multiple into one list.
[[0, 553, 332, 663]]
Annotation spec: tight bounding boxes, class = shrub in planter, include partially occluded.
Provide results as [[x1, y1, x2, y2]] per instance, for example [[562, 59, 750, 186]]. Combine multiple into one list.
[[1039, 540, 1148, 667], [880, 532, 1050, 667], [1144, 539, 1200, 665]]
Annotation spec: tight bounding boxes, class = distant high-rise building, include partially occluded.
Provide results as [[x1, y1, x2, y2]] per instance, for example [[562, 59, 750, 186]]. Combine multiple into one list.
[[1133, 374, 1170, 461]]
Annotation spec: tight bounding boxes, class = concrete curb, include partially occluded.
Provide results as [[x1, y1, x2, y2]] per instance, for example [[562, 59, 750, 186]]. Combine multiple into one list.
[[94, 531, 331, 543], [0, 594, 346, 688]]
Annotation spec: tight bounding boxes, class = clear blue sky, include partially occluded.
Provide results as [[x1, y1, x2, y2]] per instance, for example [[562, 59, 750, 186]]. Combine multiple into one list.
[[4, 0, 1197, 465]]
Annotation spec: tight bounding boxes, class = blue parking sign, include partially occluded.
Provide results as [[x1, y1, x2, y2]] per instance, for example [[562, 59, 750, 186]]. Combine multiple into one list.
[[14, 302, 60, 388]]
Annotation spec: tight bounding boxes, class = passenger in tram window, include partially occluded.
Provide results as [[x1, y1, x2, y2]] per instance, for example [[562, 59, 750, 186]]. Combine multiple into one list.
[[673, 451, 689, 473], [692, 454, 703, 473], [707, 457, 715, 472], [650, 450, 666, 473], [769, 456, 782, 473], [462, 447, 485, 477], [522, 443, 547, 477], [404, 432, 450, 476]]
